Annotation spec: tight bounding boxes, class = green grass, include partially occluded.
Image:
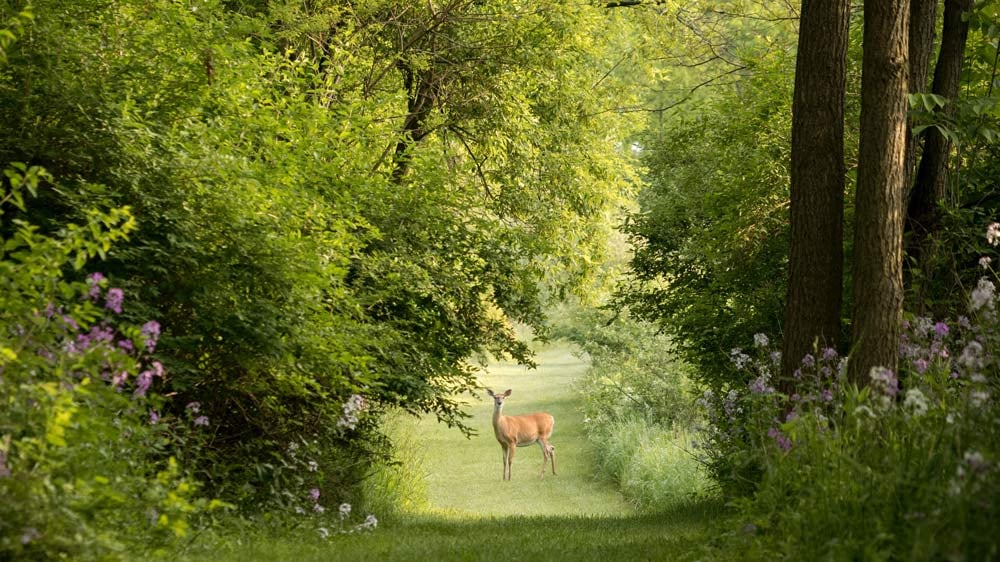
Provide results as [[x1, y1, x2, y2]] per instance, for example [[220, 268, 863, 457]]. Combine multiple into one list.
[[179, 344, 729, 561], [412, 344, 634, 517], [180, 504, 726, 562]]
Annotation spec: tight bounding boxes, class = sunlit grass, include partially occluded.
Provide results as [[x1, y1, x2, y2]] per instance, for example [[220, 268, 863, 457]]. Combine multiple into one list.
[[177, 344, 729, 562], [409, 344, 633, 517]]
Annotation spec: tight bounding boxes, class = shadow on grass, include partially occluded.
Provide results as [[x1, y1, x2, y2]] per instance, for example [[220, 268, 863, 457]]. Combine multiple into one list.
[[186, 498, 732, 562]]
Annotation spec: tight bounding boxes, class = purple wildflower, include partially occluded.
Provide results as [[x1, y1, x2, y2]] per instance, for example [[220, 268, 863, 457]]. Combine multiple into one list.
[[309, 488, 321, 502], [118, 339, 134, 351], [134, 370, 153, 397], [150, 411, 160, 424], [105, 288, 124, 314], [801, 354, 815, 368], [934, 322, 949, 338], [141, 320, 161, 352], [112, 371, 129, 388], [87, 272, 104, 300], [62, 315, 79, 332], [822, 347, 838, 361], [914, 358, 929, 374], [870, 367, 899, 397], [186, 401, 201, 413], [749, 376, 773, 394], [193, 415, 210, 427], [767, 427, 792, 452]]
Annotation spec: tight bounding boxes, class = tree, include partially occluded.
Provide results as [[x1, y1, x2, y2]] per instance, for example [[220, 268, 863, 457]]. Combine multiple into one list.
[[849, 0, 911, 383], [780, 0, 850, 383], [905, 0, 974, 309]]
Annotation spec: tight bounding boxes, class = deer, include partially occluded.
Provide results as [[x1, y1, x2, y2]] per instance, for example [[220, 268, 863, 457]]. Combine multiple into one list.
[[486, 389, 556, 481]]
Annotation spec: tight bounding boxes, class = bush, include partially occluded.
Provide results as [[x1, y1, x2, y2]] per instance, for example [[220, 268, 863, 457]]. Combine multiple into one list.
[[553, 303, 708, 510], [552, 303, 698, 429], [697, 223, 1000, 559], [0, 165, 220, 560]]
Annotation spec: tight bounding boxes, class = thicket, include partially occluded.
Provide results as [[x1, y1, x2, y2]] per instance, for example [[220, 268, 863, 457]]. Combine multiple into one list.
[[0, 0, 641, 557], [612, 1, 1000, 559], [552, 304, 707, 510]]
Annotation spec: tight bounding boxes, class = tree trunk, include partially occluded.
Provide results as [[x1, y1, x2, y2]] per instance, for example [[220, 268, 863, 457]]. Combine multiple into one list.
[[849, 0, 910, 384], [905, 0, 973, 308], [904, 0, 937, 189], [780, 0, 850, 384]]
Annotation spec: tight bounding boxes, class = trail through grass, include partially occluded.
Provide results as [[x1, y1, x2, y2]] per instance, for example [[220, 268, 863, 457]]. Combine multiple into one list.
[[182, 344, 726, 561], [413, 344, 633, 517]]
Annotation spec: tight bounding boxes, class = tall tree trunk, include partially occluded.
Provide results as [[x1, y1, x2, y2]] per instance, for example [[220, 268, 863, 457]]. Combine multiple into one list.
[[780, 0, 850, 384], [905, 0, 973, 308], [849, 0, 910, 384], [904, 0, 938, 189]]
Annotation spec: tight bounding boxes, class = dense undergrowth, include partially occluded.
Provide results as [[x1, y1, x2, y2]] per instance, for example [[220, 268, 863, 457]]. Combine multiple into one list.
[[552, 304, 711, 511]]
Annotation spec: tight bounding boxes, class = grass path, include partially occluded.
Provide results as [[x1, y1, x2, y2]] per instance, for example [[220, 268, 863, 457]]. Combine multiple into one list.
[[183, 344, 725, 561], [411, 344, 634, 517]]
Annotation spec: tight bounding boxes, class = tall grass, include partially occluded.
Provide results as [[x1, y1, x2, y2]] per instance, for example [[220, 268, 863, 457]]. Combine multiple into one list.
[[588, 418, 710, 510], [359, 413, 430, 521]]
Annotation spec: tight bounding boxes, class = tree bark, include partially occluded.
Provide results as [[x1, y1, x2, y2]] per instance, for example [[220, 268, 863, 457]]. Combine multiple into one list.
[[904, 0, 937, 189], [780, 0, 850, 384], [849, 0, 910, 384], [904, 0, 973, 306]]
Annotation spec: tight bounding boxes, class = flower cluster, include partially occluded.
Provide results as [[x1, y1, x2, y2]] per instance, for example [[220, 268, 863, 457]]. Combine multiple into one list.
[[336, 394, 366, 431]]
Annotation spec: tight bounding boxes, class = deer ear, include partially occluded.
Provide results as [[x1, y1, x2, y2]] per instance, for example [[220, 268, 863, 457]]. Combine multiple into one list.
[[486, 389, 495, 398], [503, 389, 512, 396]]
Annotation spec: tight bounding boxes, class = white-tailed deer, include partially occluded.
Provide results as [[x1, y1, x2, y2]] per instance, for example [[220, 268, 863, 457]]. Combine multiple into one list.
[[486, 389, 556, 481]]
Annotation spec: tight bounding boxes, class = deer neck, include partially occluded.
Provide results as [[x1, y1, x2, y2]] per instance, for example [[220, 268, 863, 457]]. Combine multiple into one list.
[[492, 404, 508, 435]]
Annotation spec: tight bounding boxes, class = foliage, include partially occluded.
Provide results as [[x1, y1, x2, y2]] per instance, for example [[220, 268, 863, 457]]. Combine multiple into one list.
[[551, 303, 706, 509], [696, 225, 1000, 559], [0, 164, 222, 560], [0, 0, 643, 517], [552, 303, 697, 429], [615, 31, 797, 385], [905, 2, 1000, 316]]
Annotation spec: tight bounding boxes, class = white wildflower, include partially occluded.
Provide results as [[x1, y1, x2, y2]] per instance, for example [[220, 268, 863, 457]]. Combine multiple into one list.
[[339, 503, 352, 519], [753, 333, 769, 348], [987, 222, 1000, 246], [318, 527, 330, 540], [729, 348, 751, 370], [903, 388, 929, 418], [959, 341, 984, 370], [980, 256, 992, 269], [970, 278, 996, 311], [970, 390, 990, 408]]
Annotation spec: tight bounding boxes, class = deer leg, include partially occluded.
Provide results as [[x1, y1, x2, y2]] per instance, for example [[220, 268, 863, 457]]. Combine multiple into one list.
[[506, 444, 515, 481], [501, 444, 509, 481], [549, 443, 556, 475], [538, 440, 548, 478]]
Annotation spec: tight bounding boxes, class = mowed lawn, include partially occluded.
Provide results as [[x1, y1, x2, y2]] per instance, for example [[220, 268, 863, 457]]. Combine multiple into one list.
[[181, 344, 725, 562], [412, 344, 634, 517]]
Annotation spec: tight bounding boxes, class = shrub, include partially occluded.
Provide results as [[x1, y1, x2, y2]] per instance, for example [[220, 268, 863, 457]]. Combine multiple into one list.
[[697, 222, 1000, 560], [0, 165, 220, 559]]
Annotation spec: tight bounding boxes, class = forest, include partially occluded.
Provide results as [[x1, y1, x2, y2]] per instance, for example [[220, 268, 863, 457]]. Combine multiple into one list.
[[1, 0, 998, 560]]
